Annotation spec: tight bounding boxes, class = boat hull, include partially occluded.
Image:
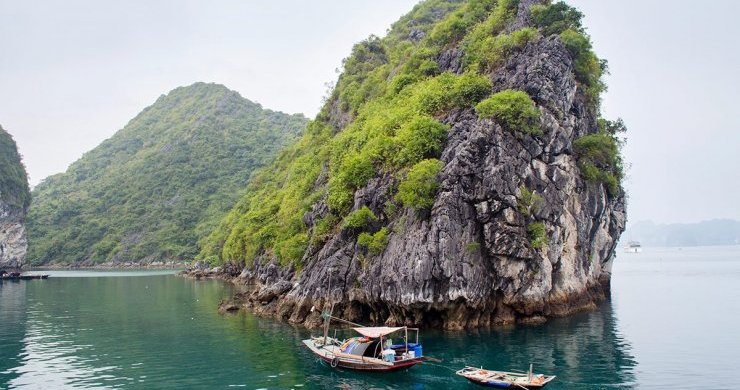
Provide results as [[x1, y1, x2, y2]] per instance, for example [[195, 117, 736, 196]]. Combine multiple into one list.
[[462, 377, 549, 389], [464, 377, 516, 388]]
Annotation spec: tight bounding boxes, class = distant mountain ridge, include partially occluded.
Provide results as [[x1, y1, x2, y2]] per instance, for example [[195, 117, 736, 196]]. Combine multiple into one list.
[[624, 219, 740, 247], [27, 82, 307, 265]]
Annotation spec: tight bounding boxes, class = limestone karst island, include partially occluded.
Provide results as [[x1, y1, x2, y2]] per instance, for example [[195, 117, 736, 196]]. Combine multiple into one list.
[[195, 0, 626, 330], [3, 0, 738, 388]]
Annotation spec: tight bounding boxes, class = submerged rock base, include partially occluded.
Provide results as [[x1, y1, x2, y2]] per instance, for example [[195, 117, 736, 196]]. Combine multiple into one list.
[[186, 263, 611, 330]]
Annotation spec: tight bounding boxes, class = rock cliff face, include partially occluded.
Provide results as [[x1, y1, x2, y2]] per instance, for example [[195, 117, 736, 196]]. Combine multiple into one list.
[[0, 126, 30, 272], [0, 200, 27, 272], [216, 0, 626, 329]]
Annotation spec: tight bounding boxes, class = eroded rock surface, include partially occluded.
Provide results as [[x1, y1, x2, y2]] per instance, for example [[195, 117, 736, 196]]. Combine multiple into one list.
[[0, 126, 29, 273], [225, 3, 625, 329], [0, 199, 27, 272]]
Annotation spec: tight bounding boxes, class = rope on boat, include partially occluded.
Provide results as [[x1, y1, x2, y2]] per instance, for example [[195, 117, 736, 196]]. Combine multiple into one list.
[[555, 380, 628, 387], [423, 362, 458, 373], [324, 314, 364, 327]]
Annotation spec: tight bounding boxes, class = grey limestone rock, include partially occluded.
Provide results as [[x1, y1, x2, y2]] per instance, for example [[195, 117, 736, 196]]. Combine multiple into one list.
[[0, 196, 28, 272], [233, 4, 626, 329]]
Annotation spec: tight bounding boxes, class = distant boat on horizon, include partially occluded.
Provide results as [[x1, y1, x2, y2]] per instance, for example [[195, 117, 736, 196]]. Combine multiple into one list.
[[624, 241, 642, 253]]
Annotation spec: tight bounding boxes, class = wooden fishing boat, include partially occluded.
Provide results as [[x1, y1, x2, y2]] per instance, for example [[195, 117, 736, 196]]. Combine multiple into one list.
[[302, 268, 424, 372], [302, 308, 424, 371], [456, 365, 556, 389]]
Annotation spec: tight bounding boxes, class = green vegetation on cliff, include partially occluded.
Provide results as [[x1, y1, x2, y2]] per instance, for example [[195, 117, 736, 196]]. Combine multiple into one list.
[[200, 0, 615, 267], [358, 227, 390, 255], [573, 118, 625, 195], [528, 221, 548, 249], [27, 83, 306, 265], [476, 90, 541, 135], [396, 159, 443, 210], [343, 206, 378, 230], [0, 126, 30, 211]]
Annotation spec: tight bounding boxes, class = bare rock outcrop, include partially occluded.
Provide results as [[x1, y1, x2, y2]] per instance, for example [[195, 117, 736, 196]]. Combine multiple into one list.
[[0, 199, 27, 272]]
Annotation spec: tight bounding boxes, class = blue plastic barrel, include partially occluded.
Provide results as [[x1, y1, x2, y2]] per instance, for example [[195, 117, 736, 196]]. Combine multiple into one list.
[[390, 343, 423, 357]]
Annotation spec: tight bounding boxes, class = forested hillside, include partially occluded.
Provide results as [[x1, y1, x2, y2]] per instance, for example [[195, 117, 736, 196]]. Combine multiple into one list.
[[27, 83, 307, 265]]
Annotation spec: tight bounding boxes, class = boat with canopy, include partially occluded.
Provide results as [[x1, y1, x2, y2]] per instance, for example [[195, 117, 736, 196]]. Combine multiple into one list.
[[302, 309, 424, 371]]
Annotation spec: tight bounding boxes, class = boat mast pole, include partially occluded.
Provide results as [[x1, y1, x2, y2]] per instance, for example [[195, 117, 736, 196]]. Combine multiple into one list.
[[405, 327, 408, 354], [323, 266, 335, 345]]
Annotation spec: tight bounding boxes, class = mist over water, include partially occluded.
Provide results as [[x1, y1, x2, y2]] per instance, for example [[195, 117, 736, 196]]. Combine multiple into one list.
[[1, 246, 738, 389]]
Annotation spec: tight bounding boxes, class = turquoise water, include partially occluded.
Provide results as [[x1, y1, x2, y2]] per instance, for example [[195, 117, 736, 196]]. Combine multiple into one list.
[[1, 247, 738, 389]]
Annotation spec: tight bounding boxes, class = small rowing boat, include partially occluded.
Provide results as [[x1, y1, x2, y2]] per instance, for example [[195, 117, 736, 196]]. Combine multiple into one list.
[[456, 365, 556, 389]]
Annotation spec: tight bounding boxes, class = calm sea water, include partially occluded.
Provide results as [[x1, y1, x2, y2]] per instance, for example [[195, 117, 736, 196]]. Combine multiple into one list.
[[1, 247, 738, 389]]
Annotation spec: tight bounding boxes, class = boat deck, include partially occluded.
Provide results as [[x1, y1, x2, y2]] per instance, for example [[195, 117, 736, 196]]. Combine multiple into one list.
[[456, 366, 556, 388]]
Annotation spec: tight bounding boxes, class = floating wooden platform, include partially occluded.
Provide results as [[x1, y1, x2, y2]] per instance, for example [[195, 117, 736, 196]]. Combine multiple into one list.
[[0, 273, 49, 281]]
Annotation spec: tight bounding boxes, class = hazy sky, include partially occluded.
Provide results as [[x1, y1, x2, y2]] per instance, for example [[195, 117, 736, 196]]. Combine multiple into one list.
[[1, 0, 738, 224]]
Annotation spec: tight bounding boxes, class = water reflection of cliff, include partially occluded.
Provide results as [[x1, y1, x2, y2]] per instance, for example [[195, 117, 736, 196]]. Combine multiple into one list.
[[547, 303, 637, 388], [296, 301, 636, 390], [422, 301, 638, 389], [0, 281, 28, 387]]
